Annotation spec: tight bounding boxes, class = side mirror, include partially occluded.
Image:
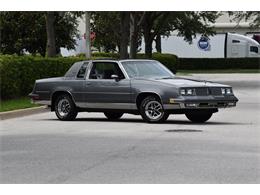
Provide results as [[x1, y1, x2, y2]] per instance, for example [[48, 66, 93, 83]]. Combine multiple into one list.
[[111, 74, 120, 81]]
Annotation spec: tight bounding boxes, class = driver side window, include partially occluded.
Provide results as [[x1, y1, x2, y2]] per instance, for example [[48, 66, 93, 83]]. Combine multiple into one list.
[[89, 62, 125, 79]]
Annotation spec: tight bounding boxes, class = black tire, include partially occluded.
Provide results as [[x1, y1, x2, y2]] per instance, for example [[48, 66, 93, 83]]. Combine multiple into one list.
[[104, 112, 123, 120], [185, 111, 213, 123], [54, 94, 78, 121], [139, 95, 169, 123]]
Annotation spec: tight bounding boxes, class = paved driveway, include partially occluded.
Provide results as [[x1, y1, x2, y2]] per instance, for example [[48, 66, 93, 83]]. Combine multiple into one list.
[[1, 74, 259, 183]]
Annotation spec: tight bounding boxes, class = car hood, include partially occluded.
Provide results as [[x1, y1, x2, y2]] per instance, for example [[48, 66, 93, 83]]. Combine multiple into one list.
[[135, 77, 229, 88], [159, 77, 229, 87]]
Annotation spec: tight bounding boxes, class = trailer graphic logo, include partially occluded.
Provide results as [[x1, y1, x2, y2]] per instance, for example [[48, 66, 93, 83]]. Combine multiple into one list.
[[198, 36, 211, 51]]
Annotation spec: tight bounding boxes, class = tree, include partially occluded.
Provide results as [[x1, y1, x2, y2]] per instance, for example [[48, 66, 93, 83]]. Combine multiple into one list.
[[45, 12, 56, 57], [129, 12, 145, 58], [140, 12, 220, 58], [91, 12, 121, 52], [0, 12, 81, 56], [91, 12, 130, 58], [119, 12, 130, 59], [229, 11, 260, 28]]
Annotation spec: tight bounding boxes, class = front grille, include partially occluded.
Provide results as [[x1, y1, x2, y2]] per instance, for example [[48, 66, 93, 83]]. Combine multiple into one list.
[[195, 87, 222, 96], [209, 87, 222, 95], [195, 88, 209, 96]]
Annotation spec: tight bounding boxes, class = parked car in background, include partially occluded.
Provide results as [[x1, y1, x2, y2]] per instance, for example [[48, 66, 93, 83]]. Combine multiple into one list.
[[29, 59, 238, 123]]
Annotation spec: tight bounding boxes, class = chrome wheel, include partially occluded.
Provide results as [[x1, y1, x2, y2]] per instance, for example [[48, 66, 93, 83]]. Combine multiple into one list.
[[57, 99, 71, 117], [144, 100, 163, 120]]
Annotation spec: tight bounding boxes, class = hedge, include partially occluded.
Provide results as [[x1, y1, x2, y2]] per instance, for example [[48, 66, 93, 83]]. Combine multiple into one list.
[[0, 55, 85, 99], [178, 58, 260, 70], [0, 53, 178, 99]]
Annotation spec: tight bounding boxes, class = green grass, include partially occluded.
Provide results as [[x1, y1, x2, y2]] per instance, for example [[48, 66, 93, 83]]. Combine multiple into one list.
[[0, 97, 40, 112], [177, 69, 260, 74]]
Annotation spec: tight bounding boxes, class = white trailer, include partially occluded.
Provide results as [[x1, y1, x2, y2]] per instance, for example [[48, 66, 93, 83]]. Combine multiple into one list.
[[150, 32, 260, 58]]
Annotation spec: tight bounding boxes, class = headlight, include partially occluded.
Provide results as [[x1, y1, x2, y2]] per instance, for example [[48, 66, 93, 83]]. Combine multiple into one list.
[[221, 88, 233, 95], [180, 88, 196, 96], [180, 89, 186, 95], [226, 88, 232, 94]]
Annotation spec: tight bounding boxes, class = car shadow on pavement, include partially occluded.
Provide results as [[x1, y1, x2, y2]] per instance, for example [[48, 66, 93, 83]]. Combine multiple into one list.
[[42, 118, 246, 125]]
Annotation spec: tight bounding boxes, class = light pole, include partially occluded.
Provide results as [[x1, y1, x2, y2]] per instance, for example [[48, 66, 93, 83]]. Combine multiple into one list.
[[85, 12, 91, 59]]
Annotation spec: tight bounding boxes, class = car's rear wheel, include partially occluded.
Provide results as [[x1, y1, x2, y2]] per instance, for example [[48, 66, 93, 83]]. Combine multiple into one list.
[[104, 112, 123, 120], [139, 96, 169, 123], [55, 94, 78, 121], [185, 110, 213, 123]]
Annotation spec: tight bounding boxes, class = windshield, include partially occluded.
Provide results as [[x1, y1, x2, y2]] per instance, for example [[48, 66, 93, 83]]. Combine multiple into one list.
[[121, 60, 174, 79]]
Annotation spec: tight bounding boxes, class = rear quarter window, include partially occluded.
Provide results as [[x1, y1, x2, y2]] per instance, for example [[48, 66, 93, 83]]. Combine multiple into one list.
[[77, 63, 89, 78]]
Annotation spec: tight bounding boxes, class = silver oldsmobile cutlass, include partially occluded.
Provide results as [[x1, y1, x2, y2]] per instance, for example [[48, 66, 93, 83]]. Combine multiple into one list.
[[29, 59, 238, 123]]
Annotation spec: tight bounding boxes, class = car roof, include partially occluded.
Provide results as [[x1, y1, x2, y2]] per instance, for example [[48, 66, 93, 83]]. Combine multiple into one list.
[[119, 59, 155, 62], [72, 59, 155, 63], [91, 59, 155, 62]]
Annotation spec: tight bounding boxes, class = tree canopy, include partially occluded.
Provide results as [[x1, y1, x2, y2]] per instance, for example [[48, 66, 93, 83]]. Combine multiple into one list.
[[91, 11, 220, 58], [0, 12, 81, 56], [229, 11, 260, 28]]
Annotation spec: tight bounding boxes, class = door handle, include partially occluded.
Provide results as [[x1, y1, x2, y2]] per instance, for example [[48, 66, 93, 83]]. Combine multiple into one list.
[[86, 82, 91, 86]]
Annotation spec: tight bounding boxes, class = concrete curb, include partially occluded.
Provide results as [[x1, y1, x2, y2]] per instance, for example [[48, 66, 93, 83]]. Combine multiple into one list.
[[0, 106, 49, 120]]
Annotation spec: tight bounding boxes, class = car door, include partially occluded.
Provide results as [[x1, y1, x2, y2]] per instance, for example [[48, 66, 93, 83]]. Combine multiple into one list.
[[84, 61, 132, 109]]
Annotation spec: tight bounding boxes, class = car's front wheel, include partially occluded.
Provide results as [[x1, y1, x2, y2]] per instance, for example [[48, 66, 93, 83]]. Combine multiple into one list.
[[104, 112, 123, 120], [140, 96, 169, 123], [55, 94, 78, 121], [185, 110, 213, 123]]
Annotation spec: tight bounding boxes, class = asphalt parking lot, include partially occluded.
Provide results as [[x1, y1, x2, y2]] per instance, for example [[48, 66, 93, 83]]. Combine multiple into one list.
[[0, 74, 260, 183]]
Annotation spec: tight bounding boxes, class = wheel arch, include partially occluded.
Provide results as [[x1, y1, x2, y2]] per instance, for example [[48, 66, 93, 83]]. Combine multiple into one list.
[[51, 90, 75, 111], [135, 92, 163, 109]]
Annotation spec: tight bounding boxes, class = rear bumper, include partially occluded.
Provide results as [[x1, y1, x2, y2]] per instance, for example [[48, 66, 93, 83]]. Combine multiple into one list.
[[164, 95, 238, 110], [28, 93, 51, 106]]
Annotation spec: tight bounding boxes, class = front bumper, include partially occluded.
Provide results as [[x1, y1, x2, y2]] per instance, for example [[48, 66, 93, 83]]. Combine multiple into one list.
[[164, 95, 238, 110]]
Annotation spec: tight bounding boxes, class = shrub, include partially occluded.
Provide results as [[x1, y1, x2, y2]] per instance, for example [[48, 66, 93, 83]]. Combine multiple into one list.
[[0, 55, 85, 99]]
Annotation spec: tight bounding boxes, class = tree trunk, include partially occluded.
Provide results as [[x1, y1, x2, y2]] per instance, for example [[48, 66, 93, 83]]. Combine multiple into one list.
[[142, 13, 153, 58], [143, 26, 153, 58], [85, 12, 91, 58], [129, 12, 138, 59], [119, 12, 130, 59], [144, 38, 153, 58], [155, 35, 162, 53], [45, 12, 56, 57]]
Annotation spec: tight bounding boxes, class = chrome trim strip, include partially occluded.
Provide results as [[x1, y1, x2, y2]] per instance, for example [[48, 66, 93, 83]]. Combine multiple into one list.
[[73, 91, 133, 95], [35, 90, 50, 93], [163, 104, 181, 109], [76, 102, 137, 110], [164, 102, 236, 109]]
